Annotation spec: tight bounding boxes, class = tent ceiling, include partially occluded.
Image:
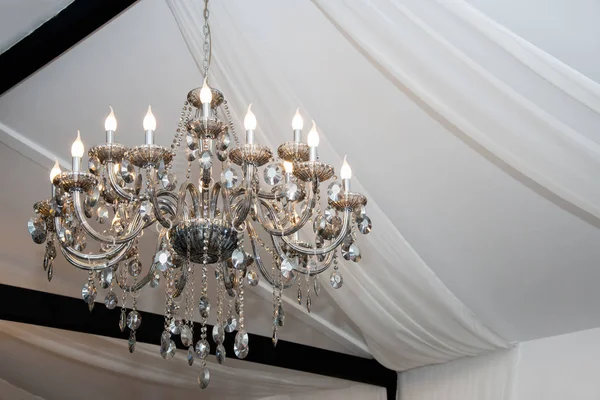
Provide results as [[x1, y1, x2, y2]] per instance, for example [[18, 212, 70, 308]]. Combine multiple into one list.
[[0, 0, 599, 365]]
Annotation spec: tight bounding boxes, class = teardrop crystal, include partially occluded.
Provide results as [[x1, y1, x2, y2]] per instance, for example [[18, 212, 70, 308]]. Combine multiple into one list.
[[198, 367, 210, 389], [233, 330, 249, 359], [160, 339, 176, 359], [273, 303, 285, 327], [119, 311, 126, 332], [180, 325, 193, 347], [212, 324, 225, 344], [128, 331, 136, 353], [198, 296, 211, 319], [216, 344, 226, 364], [104, 291, 118, 310], [195, 339, 210, 359], [187, 346, 194, 366], [224, 316, 237, 333]]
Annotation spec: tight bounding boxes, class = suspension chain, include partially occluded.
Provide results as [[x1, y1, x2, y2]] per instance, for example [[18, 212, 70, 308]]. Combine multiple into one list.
[[203, 0, 211, 79]]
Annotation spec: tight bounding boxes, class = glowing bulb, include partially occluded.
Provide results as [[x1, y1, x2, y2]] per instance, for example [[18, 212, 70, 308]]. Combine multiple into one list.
[[49, 160, 61, 183], [244, 103, 257, 130], [307, 120, 320, 147], [340, 155, 352, 179], [292, 108, 303, 130], [143, 105, 156, 131], [283, 161, 294, 174], [200, 78, 212, 104], [104, 106, 117, 131], [71, 131, 84, 158]]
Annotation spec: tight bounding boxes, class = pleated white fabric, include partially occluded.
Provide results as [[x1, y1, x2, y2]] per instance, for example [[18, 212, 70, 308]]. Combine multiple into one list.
[[314, 0, 600, 220], [167, 0, 508, 372]]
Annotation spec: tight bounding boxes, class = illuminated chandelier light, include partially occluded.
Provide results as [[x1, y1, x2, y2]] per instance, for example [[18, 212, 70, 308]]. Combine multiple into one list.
[[27, 0, 372, 389]]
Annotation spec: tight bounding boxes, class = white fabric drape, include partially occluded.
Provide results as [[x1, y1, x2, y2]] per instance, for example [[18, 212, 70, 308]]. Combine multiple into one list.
[[398, 348, 519, 400], [167, 0, 508, 372], [0, 321, 384, 400], [314, 0, 600, 220]]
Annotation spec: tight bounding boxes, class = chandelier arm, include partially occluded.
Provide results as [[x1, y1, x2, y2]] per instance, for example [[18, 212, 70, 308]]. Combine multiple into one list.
[[280, 209, 351, 256], [254, 186, 315, 237], [72, 191, 146, 244], [271, 236, 335, 276], [209, 182, 232, 221], [232, 191, 252, 228], [114, 261, 164, 293], [148, 185, 175, 229], [59, 240, 133, 271], [107, 161, 137, 202], [247, 223, 295, 289], [174, 181, 201, 224]]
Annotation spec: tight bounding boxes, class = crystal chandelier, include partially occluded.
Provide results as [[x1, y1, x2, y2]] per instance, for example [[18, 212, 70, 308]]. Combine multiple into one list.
[[27, 0, 371, 388]]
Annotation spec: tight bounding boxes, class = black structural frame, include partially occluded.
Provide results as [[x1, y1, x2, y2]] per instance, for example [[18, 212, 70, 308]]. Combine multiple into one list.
[[0, 1, 397, 397], [0, 284, 398, 398]]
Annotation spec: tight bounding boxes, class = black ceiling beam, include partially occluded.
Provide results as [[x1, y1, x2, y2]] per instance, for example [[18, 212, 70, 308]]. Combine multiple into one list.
[[0, 284, 397, 399], [0, 0, 139, 96]]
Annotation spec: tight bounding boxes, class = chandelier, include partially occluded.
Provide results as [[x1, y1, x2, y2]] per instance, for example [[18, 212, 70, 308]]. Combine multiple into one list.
[[26, 0, 371, 389]]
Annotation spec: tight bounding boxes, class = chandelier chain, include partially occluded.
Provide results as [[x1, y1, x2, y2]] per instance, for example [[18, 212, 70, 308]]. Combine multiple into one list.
[[202, 0, 211, 80]]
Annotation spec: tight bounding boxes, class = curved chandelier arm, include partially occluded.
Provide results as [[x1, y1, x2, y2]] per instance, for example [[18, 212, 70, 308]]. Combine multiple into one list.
[[209, 182, 232, 221], [148, 186, 176, 229], [115, 264, 188, 297], [72, 191, 145, 244], [271, 236, 335, 276], [233, 190, 252, 228], [174, 181, 201, 224], [106, 161, 137, 202], [280, 209, 351, 256], [59, 240, 133, 271], [254, 187, 315, 237], [246, 223, 295, 289]]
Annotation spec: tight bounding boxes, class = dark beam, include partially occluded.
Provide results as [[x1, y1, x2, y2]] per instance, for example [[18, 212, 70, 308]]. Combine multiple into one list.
[[0, 0, 138, 96], [0, 284, 397, 398]]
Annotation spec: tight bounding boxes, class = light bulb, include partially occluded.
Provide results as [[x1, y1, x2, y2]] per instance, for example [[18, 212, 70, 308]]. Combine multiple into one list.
[[200, 78, 212, 104], [244, 103, 257, 130], [71, 130, 85, 158], [283, 161, 294, 174], [340, 155, 352, 179], [307, 120, 320, 147], [143, 105, 156, 131], [104, 106, 117, 131], [292, 108, 303, 130], [49, 160, 61, 183]]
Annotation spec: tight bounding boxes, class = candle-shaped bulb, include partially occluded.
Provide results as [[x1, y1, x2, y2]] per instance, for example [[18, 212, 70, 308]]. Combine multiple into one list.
[[244, 103, 257, 130], [340, 155, 352, 179], [143, 105, 156, 131], [71, 130, 84, 158], [49, 160, 61, 183], [292, 108, 303, 130], [283, 161, 294, 174], [200, 78, 212, 104], [104, 106, 117, 131], [307, 120, 320, 147]]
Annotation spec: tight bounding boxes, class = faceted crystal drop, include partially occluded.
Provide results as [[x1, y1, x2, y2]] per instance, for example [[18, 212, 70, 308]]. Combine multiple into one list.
[[355, 205, 367, 219], [128, 331, 136, 353], [150, 272, 160, 288], [342, 243, 361, 262], [99, 268, 113, 289], [128, 259, 142, 277], [180, 325, 193, 347], [327, 181, 343, 202], [216, 132, 231, 151], [86, 187, 100, 208], [330, 270, 343, 289], [153, 250, 172, 272], [81, 282, 97, 304], [57, 227, 73, 247], [231, 248, 246, 270], [160, 339, 176, 359], [216, 149, 228, 162], [96, 205, 109, 224], [187, 346, 195, 366], [119, 311, 126, 332], [198, 367, 210, 389], [246, 269, 259, 286], [199, 150, 213, 169], [272, 328, 278, 347], [216, 344, 226, 364], [280, 257, 297, 279], [235, 297, 242, 316], [212, 324, 225, 344], [233, 330, 249, 359], [120, 160, 135, 183], [134, 173, 143, 194], [186, 148, 199, 161], [357, 215, 372, 234], [198, 296, 211, 319], [126, 310, 142, 330], [104, 291, 118, 310], [43, 254, 50, 271], [47, 262, 53, 282], [186, 134, 198, 150], [307, 293, 312, 313], [285, 182, 301, 201], [273, 303, 285, 327], [88, 157, 99, 174], [297, 287, 302, 305], [28, 216, 46, 244], [313, 216, 327, 236], [73, 231, 87, 251], [169, 318, 183, 335], [195, 339, 210, 359], [139, 200, 153, 220], [224, 316, 237, 333], [314, 277, 321, 297], [161, 172, 177, 191], [324, 207, 337, 222], [263, 163, 283, 185], [88, 302, 95, 312], [161, 330, 171, 346], [46, 240, 57, 259], [220, 167, 239, 189]]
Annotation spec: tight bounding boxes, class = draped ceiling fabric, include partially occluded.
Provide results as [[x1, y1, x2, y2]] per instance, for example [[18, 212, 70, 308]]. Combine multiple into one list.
[[167, 0, 509, 373], [0, 321, 385, 400]]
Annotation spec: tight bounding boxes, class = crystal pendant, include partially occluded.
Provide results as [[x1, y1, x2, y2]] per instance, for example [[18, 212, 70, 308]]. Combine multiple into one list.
[[161, 172, 177, 191], [313, 216, 327, 236], [285, 182, 301, 201], [187, 346, 195, 366], [264, 163, 283, 185], [220, 167, 239, 189], [186, 148, 199, 161], [330, 270, 343, 289], [150, 272, 160, 288], [82, 282, 97, 304], [212, 324, 225, 344], [88, 157, 99, 174], [314, 277, 320, 297], [273, 303, 285, 327], [217, 132, 231, 151], [139, 200, 153, 220], [119, 311, 126, 332], [161, 330, 171, 346], [199, 150, 213, 169], [46, 240, 57, 259], [307, 293, 312, 313], [297, 287, 302, 304], [134, 173, 143, 194], [198, 296, 211, 319], [216, 149, 228, 162], [216, 344, 226, 364], [57, 227, 73, 247], [126, 310, 142, 330], [180, 325, 193, 347], [272, 328, 278, 347], [154, 250, 172, 272], [169, 318, 183, 335], [246, 269, 259, 286], [47, 262, 53, 282], [324, 207, 337, 222], [73, 230, 87, 251], [280, 257, 297, 278], [128, 259, 142, 277], [120, 160, 135, 183], [224, 316, 237, 333], [85, 187, 100, 208], [88, 302, 95, 312], [96, 205, 109, 224], [160, 339, 176, 359], [128, 331, 136, 353], [186, 134, 198, 150], [235, 297, 242, 315], [357, 215, 372, 234], [195, 339, 210, 359], [327, 181, 343, 202], [99, 268, 113, 289], [104, 291, 118, 309], [355, 205, 367, 219], [231, 248, 246, 270], [198, 367, 210, 389], [234, 330, 249, 359], [342, 243, 361, 262], [28, 216, 46, 244]]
